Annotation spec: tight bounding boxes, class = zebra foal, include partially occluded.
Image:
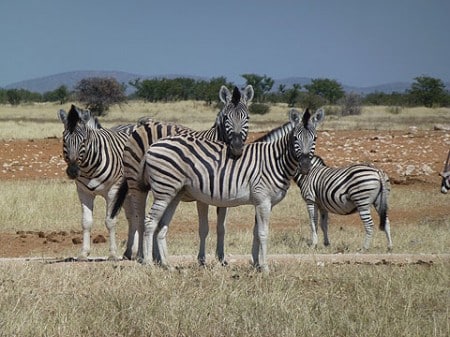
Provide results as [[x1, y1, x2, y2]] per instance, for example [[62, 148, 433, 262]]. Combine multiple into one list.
[[58, 105, 136, 260], [142, 108, 324, 271], [111, 85, 254, 263], [295, 156, 393, 251]]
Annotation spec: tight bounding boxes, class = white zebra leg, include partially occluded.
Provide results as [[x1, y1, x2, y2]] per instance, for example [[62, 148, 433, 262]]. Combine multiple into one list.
[[253, 203, 271, 272], [384, 217, 393, 251], [216, 207, 228, 266], [78, 188, 94, 260], [306, 202, 319, 247], [105, 190, 120, 260], [143, 207, 160, 266], [196, 202, 209, 266], [357, 206, 374, 251], [155, 196, 181, 269], [319, 209, 330, 246]]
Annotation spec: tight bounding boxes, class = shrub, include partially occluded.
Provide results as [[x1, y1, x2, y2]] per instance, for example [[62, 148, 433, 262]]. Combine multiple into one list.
[[249, 103, 270, 115], [338, 92, 362, 116]]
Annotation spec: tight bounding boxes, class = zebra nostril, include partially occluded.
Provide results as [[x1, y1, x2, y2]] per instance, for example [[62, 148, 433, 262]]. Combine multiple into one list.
[[66, 163, 80, 179]]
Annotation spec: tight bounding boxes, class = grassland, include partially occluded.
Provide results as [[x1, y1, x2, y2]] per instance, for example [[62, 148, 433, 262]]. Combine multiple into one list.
[[1, 101, 450, 140], [0, 101, 449, 336]]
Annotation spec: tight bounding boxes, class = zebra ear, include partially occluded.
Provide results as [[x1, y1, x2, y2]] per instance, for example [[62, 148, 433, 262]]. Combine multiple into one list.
[[288, 109, 301, 125], [242, 85, 254, 103], [219, 86, 232, 104], [58, 109, 68, 126], [310, 107, 325, 126]]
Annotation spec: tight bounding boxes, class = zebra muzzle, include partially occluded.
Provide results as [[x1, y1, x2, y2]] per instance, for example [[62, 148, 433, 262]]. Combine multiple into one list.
[[229, 135, 244, 158], [297, 156, 312, 175], [66, 163, 80, 179]]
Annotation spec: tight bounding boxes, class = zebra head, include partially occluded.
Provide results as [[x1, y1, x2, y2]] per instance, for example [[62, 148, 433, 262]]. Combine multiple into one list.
[[58, 104, 100, 179], [217, 85, 253, 158], [439, 150, 450, 194], [290, 107, 325, 175]]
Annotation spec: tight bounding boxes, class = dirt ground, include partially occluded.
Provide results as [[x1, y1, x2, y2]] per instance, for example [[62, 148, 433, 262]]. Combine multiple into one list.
[[1, 129, 449, 262]]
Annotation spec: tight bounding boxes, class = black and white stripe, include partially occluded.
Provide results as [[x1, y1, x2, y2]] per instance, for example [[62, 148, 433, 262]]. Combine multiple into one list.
[[294, 155, 393, 251], [111, 85, 254, 262], [142, 108, 324, 271], [440, 150, 450, 194], [58, 104, 136, 260]]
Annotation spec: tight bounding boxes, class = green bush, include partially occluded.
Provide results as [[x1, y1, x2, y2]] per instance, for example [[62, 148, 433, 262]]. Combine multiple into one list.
[[249, 103, 270, 115]]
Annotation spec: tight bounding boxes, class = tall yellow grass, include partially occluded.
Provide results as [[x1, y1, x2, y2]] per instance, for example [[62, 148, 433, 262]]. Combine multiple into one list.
[[1, 101, 449, 140]]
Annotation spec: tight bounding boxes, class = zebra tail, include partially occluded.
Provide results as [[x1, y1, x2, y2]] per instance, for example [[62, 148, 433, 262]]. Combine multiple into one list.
[[111, 180, 129, 218], [378, 171, 388, 231]]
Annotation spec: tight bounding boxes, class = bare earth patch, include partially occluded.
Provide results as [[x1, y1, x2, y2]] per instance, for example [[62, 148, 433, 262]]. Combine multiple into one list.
[[1, 130, 449, 264]]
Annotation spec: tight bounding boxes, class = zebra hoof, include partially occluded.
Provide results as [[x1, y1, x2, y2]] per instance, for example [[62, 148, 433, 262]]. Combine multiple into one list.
[[77, 252, 89, 261], [107, 254, 120, 262]]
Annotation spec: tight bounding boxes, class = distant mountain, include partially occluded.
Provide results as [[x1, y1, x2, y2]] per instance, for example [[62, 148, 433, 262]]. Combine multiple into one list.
[[3, 70, 206, 95], [3, 71, 449, 95]]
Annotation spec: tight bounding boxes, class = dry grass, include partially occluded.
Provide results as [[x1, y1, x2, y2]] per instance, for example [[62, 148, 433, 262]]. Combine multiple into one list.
[[0, 260, 448, 336], [1, 101, 449, 336], [1, 101, 449, 140]]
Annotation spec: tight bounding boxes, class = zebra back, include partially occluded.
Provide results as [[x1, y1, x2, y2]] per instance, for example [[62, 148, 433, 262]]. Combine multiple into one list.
[[144, 108, 325, 205], [253, 108, 302, 143]]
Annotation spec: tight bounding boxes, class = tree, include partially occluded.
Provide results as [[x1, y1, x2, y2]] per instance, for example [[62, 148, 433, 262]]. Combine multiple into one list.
[[6, 89, 21, 105], [241, 73, 274, 102], [286, 83, 301, 107], [304, 78, 344, 104], [75, 77, 126, 115], [409, 76, 446, 107], [43, 85, 69, 104]]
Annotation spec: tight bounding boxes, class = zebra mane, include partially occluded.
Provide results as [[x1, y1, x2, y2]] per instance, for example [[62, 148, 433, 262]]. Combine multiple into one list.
[[231, 86, 241, 106], [67, 104, 102, 133], [67, 105, 80, 133], [302, 108, 311, 129]]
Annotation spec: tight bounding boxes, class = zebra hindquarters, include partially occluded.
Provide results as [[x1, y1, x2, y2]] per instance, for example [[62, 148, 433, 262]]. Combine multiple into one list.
[[374, 172, 393, 251]]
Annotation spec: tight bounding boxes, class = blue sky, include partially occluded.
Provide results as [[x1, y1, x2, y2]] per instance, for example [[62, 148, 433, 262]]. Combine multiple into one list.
[[1, 0, 449, 87]]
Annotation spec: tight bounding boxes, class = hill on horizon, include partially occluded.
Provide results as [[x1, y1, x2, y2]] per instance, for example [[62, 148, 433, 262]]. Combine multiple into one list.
[[2, 70, 449, 95]]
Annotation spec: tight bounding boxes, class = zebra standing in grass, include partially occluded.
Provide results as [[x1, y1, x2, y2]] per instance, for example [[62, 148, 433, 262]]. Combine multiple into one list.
[[58, 104, 136, 260], [294, 155, 393, 251], [439, 150, 450, 194], [111, 85, 254, 263], [141, 108, 324, 271]]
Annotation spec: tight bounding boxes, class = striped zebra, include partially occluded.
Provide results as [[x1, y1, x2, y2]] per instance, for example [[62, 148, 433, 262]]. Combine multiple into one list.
[[111, 85, 254, 262], [141, 108, 325, 271], [440, 150, 450, 194], [58, 104, 137, 260], [294, 156, 393, 251]]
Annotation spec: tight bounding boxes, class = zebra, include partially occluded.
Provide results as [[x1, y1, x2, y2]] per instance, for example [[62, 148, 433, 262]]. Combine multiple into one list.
[[439, 150, 450, 194], [58, 104, 137, 260], [141, 108, 324, 271], [294, 155, 393, 251], [111, 85, 254, 262]]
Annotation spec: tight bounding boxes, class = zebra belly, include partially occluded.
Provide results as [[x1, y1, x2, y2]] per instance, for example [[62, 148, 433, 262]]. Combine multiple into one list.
[[317, 195, 357, 215], [183, 186, 252, 208]]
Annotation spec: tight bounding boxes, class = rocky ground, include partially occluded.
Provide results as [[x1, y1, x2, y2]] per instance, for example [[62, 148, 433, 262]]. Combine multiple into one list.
[[0, 129, 449, 262]]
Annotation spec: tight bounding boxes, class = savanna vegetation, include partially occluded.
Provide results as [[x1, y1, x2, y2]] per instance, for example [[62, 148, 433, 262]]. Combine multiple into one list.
[[0, 97, 449, 336]]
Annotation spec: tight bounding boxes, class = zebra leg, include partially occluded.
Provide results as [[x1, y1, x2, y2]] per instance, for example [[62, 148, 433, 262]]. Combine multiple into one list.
[[77, 188, 94, 260], [252, 203, 271, 272], [105, 188, 122, 260], [155, 195, 182, 269], [216, 207, 228, 266], [384, 216, 393, 251], [124, 190, 147, 260], [196, 202, 209, 266], [306, 202, 319, 248], [319, 209, 330, 246], [357, 205, 374, 251]]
